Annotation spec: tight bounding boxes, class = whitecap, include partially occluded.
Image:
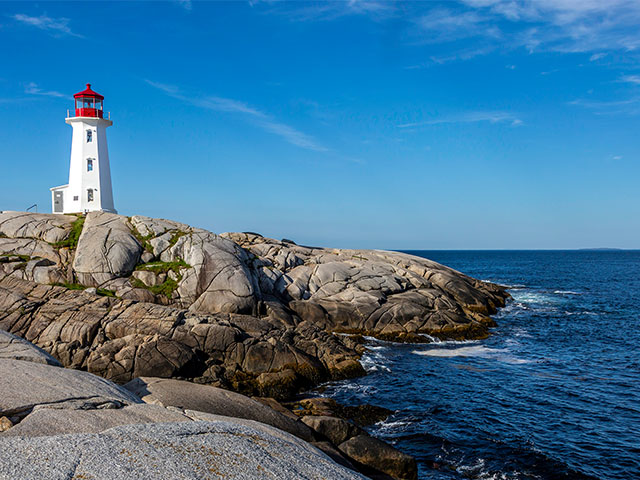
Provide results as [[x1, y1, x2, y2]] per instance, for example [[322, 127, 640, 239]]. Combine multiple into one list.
[[512, 328, 533, 338], [413, 345, 532, 364], [325, 382, 377, 396], [418, 334, 479, 345], [564, 310, 600, 316], [553, 290, 581, 295], [366, 345, 387, 351], [360, 350, 391, 373], [509, 291, 560, 309], [375, 419, 411, 431], [413, 345, 502, 358]]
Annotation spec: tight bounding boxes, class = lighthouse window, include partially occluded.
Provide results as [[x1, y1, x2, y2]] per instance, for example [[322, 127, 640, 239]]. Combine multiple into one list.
[[87, 189, 94, 202], [86, 130, 92, 142], [87, 158, 94, 172]]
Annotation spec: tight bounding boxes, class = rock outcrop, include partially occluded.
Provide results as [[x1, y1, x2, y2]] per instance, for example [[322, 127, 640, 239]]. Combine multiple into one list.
[[0, 334, 366, 480], [0, 275, 359, 397], [0, 210, 509, 480], [124, 376, 416, 480], [0, 210, 507, 397], [73, 212, 143, 286], [123, 377, 316, 442], [0, 329, 61, 366]]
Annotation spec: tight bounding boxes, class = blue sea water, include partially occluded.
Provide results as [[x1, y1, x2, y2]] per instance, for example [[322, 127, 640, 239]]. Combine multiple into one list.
[[321, 251, 640, 480]]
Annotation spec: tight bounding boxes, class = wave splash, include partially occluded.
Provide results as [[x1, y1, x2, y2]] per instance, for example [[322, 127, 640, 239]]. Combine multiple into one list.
[[412, 345, 532, 364]]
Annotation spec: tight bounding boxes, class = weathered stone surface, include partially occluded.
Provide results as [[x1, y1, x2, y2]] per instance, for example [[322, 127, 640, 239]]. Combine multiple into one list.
[[0, 416, 13, 432], [124, 377, 316, 442], [226, 233, 508, 341], [0, 420, 366, 480], [0, 359, 140, 420], [0, 212, 512, 479], [73, 211, 142, 286], [0, 329, 61, 366], [312, 440, 357, 470], [0, 338, 365, 479], [0, 212, 508, 398], [165, 230, 260, 314], [130, 215, 261, 314], [131, 269, 163, 286], [339, 434, 418, 480], [0, 238, 62, 264], [0, 275, 360, 395], [302, 415, 360, 445], [1, 403, 188, 437], [0, 211, 75, 243]]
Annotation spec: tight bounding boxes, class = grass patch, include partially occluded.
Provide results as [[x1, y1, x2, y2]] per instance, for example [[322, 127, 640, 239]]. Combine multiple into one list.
[[96, 288, 116, 297], [168, 230, 187, 247], [131, 277, 179, 299], [135, 259, 190, 275], [53, 282, 86, 291], [131, 258, 190, 299], [131, 227, 154, 254], [52, 216, 85, 250], [0, 253, 32, 263]]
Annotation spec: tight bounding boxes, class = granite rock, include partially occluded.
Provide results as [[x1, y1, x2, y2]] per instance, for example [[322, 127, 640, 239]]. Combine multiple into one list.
[[73, 211, 142, 286], [339, 434, 418, 480], [0, 420, 366, 480], [124, 376, 316, 442], [0, 329, 61, 366]]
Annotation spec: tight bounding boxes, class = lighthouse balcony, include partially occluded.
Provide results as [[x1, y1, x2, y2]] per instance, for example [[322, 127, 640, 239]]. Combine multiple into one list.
[[67, 109, 111, 120], [77, 107, 103, 118]]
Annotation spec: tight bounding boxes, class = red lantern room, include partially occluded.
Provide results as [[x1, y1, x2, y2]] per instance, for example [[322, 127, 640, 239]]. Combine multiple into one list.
[[73, 83, 104, 118]]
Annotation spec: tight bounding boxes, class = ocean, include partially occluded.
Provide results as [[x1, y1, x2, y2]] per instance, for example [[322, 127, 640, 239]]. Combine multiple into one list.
[[321, 251, 640, 480]]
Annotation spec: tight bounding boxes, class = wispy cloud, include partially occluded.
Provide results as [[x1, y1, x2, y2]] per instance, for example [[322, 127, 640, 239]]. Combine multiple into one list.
[[145, 80, 327, 152], [568, 97, 639, 108], [612, 155, 623, 160], [619, 75, 640, 85], [568, 96, 640, 116], [11, 13, 82, 38], [447, 1, 640, 55], [176, 0, 192, 12], [254, 0, 396, 22], [259, 1, 640, 65], [24, 82, 66, 98], [411, 8, 500, 45], [399, 111, 523, 128]]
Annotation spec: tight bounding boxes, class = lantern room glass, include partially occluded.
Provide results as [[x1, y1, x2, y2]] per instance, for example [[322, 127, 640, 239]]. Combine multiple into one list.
[[75, 96, 104, 118]]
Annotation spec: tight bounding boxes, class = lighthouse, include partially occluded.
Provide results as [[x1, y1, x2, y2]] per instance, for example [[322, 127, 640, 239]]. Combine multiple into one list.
[[50, 84, 116, 214]]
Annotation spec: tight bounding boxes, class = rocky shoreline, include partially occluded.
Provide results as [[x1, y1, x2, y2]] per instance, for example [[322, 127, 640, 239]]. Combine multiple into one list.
[[0, 210, 509, 479]]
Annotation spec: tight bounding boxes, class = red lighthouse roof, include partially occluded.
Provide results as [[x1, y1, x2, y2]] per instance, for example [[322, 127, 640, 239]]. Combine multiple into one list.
[[73, 83, 104, 100], [73, 83, 105, 118]]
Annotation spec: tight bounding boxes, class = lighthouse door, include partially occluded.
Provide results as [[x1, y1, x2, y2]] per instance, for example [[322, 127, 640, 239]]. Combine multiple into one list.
[[53, 191, 64, 213]]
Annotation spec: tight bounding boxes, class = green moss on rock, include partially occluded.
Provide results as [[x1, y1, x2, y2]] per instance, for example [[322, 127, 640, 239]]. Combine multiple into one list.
[[135, 259, 190, 275], [52, 216, 85, 250]]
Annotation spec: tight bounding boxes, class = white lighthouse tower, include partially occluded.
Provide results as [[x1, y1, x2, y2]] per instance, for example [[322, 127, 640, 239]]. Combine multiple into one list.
[[50, 84, 116, 214]]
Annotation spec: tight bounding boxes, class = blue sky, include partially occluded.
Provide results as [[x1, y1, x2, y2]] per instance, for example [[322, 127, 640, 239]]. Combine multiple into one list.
[[1, 1, 639, 249]]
